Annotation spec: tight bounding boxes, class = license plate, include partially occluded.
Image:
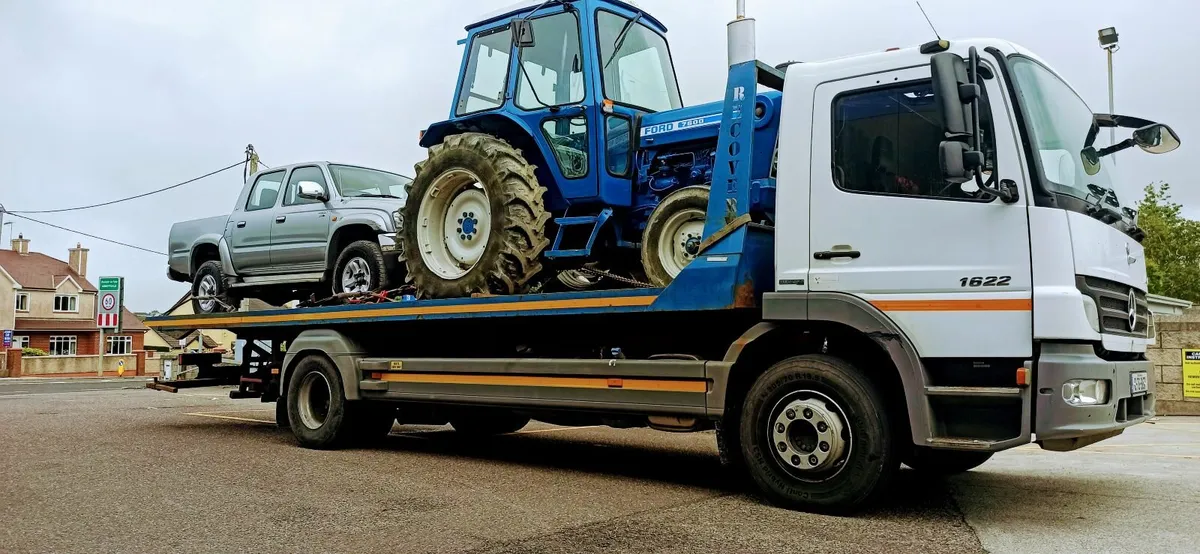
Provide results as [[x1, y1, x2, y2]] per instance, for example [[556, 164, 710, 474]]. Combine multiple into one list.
[[1130, 371, 1149, 395]]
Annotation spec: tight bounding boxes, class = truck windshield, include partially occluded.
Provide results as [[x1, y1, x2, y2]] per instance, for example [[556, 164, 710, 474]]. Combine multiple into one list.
[[1009, 56, 1118, 204], [597, 11, 682, 112], [328, 165, 412, 201]]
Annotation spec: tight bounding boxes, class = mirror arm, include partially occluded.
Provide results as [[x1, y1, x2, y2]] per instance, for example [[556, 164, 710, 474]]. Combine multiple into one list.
[[1097, 138, 1136, 158], [972, 171, 1017, 204]]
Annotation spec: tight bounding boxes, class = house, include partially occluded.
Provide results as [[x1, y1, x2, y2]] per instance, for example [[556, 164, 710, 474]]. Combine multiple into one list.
[[0, 234, 147, 356], [148, 292, 272, 360]]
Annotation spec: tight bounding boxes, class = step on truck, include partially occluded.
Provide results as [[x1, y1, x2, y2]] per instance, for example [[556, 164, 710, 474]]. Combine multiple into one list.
[[148, 0, 1181, 513]]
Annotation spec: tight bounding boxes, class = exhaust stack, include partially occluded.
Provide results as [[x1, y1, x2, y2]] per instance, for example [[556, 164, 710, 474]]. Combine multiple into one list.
[[728, 0, 756, 66]]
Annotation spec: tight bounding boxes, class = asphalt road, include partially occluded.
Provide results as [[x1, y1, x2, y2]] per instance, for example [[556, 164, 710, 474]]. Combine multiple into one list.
[[0, 383, 1196, 554]]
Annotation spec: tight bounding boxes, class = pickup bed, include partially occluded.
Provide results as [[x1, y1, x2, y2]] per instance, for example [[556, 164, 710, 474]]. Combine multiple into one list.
[[168, 161, 411, 313]]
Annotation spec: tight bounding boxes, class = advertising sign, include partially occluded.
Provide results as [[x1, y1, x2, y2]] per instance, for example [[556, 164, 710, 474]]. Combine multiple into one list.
[[1184, 349, 1200, 399]]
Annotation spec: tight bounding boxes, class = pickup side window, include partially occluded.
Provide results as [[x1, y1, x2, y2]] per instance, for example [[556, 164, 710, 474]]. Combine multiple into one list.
[[831, 79, 996, 201], [245, 170, 285, 211], [284, 166, 327, 206]]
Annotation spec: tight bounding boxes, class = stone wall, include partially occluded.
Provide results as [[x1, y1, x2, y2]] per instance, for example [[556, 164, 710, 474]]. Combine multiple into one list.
[[1149, 307, 1200, 415], [20, 354, 139, 376]]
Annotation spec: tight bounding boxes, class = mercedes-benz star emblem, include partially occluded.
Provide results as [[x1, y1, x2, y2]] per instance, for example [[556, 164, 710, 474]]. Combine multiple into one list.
[[1127, 288, 1138, 331]]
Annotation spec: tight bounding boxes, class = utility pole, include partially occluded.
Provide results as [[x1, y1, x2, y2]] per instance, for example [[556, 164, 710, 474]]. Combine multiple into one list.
[[1098, 27, 1119, 147]]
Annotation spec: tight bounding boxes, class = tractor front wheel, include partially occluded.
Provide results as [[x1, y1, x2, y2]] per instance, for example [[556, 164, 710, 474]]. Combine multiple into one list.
[[399, 133, 550, 298], [642, 186, 709, 287]]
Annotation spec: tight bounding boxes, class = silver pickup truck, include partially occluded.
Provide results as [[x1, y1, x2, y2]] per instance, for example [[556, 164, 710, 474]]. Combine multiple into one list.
[[167, 161, 410, 313]]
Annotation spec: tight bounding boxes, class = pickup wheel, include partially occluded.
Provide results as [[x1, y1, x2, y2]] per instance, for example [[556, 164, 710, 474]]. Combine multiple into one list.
[[739, 354, 897, 514], [332, 240, 390, 295], [903, 447, 993, 476], [642, 186, 709, 287], [190, 260, 237, 314], [399, 132, 550, 298]]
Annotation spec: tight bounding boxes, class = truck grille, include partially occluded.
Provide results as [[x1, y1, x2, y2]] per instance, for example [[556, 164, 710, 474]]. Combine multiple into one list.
[[1075, 276, 1149, 337]]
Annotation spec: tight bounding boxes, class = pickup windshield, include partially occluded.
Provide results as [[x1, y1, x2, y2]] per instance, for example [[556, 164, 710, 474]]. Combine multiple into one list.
[[328, 165, 412, 200], [1009, 56, 1119, 206]]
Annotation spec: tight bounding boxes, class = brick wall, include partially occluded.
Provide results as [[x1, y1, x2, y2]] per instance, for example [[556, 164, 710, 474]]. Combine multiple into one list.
[[1148, 307, 1200, 415], [24, 332, 100, 355]]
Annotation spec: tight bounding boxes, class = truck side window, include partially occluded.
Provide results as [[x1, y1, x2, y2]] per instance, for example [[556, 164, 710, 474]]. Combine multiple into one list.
[[515, 12, 585, 110], [284, 166, 327, 206], [456, 26, 512, 116], [245, 170, 285, 211], [831, 79, 995, 201]]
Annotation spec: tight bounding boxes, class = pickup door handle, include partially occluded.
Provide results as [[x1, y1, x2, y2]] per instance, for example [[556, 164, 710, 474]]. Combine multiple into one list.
[[275, 216, 286, 223], [235, 221, 246, 228], [814, 250, 861, 260]]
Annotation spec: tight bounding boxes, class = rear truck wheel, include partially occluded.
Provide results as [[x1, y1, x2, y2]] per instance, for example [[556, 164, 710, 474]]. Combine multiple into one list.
[[286, 355, 393, 448], [399, 132, 551, 298], [191, 260, 237, 314], [332, 240, 390, 295], [739, 354, 897, 514], [903, 447, 993, 476], [642, 186, 709, 287], [448, 408, 530, 436]]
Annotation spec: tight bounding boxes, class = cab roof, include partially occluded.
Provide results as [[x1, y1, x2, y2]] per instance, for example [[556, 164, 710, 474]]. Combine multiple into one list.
[[469, 0, 667, 33]]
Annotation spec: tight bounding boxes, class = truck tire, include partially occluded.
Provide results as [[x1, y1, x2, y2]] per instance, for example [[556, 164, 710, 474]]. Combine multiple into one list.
[[903, 447, 993, 476], [399, 132, 550, 298], [287, 355, 391, 449], [448, 408, 530, 435], [332, 240, 390, 295], [642, 186, 709, 287], [191, 260, 237, 314], [739, 354, 897, 514]]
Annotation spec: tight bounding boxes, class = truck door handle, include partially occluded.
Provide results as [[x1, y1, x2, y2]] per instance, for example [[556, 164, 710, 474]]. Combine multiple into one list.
[[275, 216, 286, 223], [236, 221, 246, 228], [814, 250, 861, 260]]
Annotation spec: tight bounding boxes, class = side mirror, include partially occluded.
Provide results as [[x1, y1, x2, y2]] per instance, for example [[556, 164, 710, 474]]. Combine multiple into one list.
[[297, 181, 328, 201], [1133, 123, 1181, 154], [512, 19, 535, 48], [930, 52, 972, 140]]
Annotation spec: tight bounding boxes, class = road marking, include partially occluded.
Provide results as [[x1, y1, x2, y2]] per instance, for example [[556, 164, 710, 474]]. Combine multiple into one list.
[[184, 412, 274, 424]]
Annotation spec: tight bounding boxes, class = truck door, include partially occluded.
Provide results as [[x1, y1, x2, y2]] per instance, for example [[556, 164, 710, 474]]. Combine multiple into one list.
[[271, 165, 331, 271], [808, 64, 1033, 358], [228, 169, 285, 274]]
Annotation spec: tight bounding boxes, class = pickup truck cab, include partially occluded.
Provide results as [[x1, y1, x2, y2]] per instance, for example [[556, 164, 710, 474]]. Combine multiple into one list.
[[167, 161, 410, 313]]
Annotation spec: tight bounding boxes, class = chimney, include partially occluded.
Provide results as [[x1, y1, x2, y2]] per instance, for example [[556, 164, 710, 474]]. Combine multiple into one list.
[[11, 233, 29, 255], [68, 242, 88, 277]]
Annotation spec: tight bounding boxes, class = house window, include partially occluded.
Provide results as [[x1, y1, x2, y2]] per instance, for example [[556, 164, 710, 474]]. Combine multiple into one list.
[[49, 336, 77, 356], [13, 336, 29, 348], [106, 336, 133, 355], [15, 293, 29, 312], [53, 295, 78, 312]]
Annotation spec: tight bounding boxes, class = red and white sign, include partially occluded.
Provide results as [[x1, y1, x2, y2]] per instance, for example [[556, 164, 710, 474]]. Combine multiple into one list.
[[101, 293, 116, 311], [97, 312, 119, 328]]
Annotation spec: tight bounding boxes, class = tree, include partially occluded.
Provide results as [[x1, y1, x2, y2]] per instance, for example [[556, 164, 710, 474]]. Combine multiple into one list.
[[1137, 182, 1200, 302]]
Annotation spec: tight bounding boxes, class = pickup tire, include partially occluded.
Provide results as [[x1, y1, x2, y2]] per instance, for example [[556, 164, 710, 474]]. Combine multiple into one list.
[[902, 447, 993, 476], [399, 132, 550, 298], [190, 260, 237, 314], [287, 355, 392, 449], [739, 354, 897, 514], [332, 240, 390, 295]]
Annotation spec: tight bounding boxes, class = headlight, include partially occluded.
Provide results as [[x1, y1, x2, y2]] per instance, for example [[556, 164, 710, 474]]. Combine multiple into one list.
[[1062, 379, 1109, 406], [1081, 295, 1101, 333]]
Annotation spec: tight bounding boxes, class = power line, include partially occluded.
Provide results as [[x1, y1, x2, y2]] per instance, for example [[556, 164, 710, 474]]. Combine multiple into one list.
[[5, 212, 167, 256], [8, 160, 246, 215]]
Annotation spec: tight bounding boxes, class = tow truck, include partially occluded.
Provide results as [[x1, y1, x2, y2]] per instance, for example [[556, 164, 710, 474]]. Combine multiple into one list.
[[147, 0, 1180, 513]]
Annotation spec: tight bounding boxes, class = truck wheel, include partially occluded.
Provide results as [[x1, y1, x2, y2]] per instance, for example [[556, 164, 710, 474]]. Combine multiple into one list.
[[642, 186, 709, 287], [287, 355, 386, 449], [448, 409, 530, 435], [399, 132, 550, 298], [191, 260, 237, 314], [739, 354, 897, 514], [903, 447, 993, 476], [332, 240, 390, 295]]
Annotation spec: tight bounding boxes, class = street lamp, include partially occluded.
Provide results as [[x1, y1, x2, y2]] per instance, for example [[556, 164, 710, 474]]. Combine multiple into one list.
[[1098, 27, 1119, 146]]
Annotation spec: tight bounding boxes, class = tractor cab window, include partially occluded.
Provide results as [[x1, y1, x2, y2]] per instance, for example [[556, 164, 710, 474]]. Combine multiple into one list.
[[597, 11, 682, 113], [456, 25, 512, 115], [515, 11, 585, 110]]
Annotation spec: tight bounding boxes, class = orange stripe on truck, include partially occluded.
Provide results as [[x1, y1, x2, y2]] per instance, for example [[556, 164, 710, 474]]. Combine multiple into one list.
[[374, 372, 708, 393], [870, 298, 1032, 312]]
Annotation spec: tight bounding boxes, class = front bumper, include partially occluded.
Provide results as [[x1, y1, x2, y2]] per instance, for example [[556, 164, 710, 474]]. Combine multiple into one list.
[[1034, 343, 1155, 451]]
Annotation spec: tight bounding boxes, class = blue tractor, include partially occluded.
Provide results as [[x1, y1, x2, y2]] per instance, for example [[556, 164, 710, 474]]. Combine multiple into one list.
[[399, 0, 781, 297]]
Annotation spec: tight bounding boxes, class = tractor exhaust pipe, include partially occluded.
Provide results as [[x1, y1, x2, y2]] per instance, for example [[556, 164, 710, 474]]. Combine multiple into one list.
[[728, 0, 755, 66]]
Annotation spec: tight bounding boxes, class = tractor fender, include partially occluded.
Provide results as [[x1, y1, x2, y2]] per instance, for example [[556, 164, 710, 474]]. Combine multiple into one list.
[[280, 329, 367, 401], [419, 113, 554, 182]]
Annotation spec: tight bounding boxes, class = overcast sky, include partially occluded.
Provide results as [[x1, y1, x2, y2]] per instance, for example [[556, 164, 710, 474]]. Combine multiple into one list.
[[1, 0, 1196, 311]]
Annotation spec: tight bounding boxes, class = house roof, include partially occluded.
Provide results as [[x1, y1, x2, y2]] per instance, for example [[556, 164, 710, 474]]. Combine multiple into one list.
[[120, 308, 148, 332], [14, 318, 98, 332], [0, 250, 97, 292]]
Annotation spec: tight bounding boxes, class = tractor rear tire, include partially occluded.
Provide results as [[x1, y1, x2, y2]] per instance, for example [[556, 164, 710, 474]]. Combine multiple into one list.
[[399, 132, 550, 298], [642, 186, 709, 287]]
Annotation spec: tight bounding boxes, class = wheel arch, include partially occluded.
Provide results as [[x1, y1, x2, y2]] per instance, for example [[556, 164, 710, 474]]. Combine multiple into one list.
[[325, 222, 382, 279], [420, 114, 557, 205], [189, 241, 221, 278], [280, 329, 366, 401], [720, 292, 932, 447]]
